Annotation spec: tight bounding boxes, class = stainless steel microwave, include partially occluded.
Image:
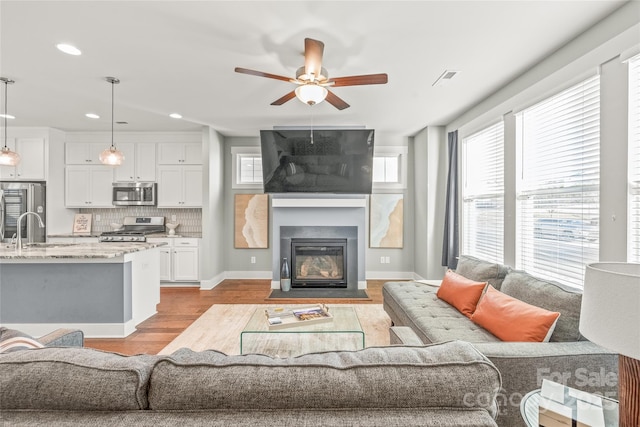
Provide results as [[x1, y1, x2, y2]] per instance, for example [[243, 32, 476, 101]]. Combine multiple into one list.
[[112, 182, 157, 206]]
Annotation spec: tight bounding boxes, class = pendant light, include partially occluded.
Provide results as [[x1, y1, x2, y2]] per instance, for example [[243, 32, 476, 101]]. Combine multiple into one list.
[[0, 77, 20, 166], [99, 76, 124, 166]]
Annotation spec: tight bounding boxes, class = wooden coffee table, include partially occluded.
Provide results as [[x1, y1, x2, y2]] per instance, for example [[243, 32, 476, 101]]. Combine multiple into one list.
[[240, 305, 365, 357]]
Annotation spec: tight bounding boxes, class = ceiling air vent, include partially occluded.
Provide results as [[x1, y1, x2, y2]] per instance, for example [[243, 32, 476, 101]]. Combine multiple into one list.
[[432, 70, 459, 86]]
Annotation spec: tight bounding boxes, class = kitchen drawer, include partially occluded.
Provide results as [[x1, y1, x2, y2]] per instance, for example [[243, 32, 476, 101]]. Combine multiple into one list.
[[172, 238, 199, 247]]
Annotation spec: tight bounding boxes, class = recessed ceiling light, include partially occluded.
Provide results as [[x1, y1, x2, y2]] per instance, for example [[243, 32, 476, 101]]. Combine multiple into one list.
[[85, 113, 100, 119], [169, 113, 182, 119], [0, 114, 15, 119], [56, 43, 82, 56]]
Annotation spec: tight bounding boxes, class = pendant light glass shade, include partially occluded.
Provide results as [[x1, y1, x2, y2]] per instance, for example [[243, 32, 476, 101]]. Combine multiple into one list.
[[100, 146, 124, 166], [100, 77, 124, 166], [0, 77, 20, 166]]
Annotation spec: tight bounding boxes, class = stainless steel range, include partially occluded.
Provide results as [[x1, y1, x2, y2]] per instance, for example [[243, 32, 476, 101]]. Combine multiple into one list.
[[99, 216, 165, 242]]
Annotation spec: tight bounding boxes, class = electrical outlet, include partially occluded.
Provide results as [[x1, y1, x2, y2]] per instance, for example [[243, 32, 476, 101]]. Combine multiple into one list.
[[171, 215, 177, 222], [251, 256, 256, 264], [385, 256, 391, 264], [380, 256, 385, 264], [96, 214, 101, 222]]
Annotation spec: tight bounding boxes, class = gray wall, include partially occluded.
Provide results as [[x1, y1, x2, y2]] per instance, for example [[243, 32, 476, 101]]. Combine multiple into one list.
[[223, 135, 418, 279], [201, 127, 226, 287]]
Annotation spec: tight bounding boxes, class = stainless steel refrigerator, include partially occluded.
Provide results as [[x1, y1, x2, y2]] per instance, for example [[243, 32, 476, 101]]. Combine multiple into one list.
[[0, 181, 46, 244]]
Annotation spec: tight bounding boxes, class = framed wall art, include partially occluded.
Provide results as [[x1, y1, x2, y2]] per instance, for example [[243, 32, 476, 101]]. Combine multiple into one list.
[[234, 194, 269, 248], [369, 193, 404, 248]]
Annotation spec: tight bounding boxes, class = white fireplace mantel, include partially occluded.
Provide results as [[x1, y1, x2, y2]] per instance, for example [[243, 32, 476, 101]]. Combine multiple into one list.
[[271, 198, 367, 208]]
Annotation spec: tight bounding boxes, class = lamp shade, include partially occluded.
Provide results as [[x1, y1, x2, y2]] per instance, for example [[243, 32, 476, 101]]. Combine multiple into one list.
[[99, 146, 124, 166], [0, 146, 20, 166], [580, 262, 640, 359], [295, 84, 327, 106]]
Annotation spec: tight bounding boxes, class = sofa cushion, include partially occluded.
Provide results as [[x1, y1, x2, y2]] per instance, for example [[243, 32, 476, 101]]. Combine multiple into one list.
[[149, 341, 501, 420], [455, 255, 510, 290], [500, 270, 583, 342], [0, 347, 157, 410], [382, 281, 501, 344], [471, 285, 561, 342], [436, 270, 487, 318]]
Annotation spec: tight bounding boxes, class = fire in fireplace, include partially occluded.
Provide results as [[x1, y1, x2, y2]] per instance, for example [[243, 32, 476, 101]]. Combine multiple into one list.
[[291, 239, 347, 288]]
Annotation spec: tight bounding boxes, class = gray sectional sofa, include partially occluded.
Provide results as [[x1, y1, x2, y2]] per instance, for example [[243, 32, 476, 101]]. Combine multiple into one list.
[[1, 340, 502, 426], [383, 255, 619, 427]]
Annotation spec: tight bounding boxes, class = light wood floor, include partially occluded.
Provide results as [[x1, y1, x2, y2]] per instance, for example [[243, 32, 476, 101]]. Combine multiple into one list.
[[84, 279, 388, 355]]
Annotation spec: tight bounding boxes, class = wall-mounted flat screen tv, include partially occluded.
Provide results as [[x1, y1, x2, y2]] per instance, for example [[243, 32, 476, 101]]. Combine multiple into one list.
[[260, 129, 375, 194]]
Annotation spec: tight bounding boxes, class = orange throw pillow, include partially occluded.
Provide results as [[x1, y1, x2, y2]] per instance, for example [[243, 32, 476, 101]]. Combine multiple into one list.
[[471, 285, 561, 342], [436, 270, 487, 318]]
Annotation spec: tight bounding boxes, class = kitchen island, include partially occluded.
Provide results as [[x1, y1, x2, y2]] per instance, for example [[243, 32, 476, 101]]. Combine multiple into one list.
[[0, 242, 164, 338]]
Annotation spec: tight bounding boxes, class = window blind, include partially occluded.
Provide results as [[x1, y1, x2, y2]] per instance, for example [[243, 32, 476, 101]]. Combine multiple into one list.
[[629, 55, 640, 262], [516, 76, 600, 288], [462, 121, 504, 264]]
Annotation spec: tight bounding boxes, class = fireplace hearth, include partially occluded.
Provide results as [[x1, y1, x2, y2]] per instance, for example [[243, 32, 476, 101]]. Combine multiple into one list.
[[291, 239, 347, 288]]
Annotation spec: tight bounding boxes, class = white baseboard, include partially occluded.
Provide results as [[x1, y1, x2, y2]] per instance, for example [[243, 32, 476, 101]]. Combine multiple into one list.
[[199, 271, 226, 290], [4, 320, 137, 339]]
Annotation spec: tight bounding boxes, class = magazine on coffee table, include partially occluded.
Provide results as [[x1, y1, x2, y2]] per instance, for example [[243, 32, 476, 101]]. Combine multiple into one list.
[[264, 304, 333, 330]]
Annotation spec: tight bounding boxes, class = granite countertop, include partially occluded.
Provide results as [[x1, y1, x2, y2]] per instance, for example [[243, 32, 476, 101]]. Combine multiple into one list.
[[47, 233, 102, 238], [146, 232, 202, 238], [0, 242, 167, 259], [47, 232, 202, 239]]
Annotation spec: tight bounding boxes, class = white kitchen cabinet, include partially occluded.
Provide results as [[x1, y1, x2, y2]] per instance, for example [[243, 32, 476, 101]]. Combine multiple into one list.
[[148, 237, 199, 282], [158, 246, 172, 280], [157, 165, 202, 207], [65, 165, 114, 208], [0, 138, 46, 180], [114, 142, 156, 182], [157, 142, 202, 165], [65, 142, 105, 164]]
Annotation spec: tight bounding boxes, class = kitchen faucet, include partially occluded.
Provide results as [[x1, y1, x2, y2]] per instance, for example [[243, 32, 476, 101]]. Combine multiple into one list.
[[15, 211, 45, 250]]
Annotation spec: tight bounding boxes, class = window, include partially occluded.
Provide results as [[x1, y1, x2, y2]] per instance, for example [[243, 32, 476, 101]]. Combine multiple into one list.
[[629, 55, 640, 262], [462, 122, 504, 264], [372, 146, 408, 189], [231, 147, 263, 189], [516, 76, 600, 288]]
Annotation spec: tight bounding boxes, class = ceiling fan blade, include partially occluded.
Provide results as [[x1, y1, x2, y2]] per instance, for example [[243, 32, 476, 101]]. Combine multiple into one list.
[[329, 73, 388, 87], [271, 91, 297, 106], [304, 38, 324, 79], [234, 67, 292, 83], [325, 90, 350, 110]]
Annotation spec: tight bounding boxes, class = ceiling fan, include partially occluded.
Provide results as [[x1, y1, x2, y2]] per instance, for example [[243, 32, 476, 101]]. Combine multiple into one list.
[[235, 38, 388, 110]]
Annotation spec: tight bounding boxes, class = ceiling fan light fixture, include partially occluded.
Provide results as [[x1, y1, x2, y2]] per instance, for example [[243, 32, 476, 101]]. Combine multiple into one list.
[[296, 66, 328, 83], [295, 84, 327, 106], [0, 77, 19, 166]]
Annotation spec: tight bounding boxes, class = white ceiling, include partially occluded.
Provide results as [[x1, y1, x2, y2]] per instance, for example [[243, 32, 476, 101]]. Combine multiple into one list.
[[0, 1, 628, 139]]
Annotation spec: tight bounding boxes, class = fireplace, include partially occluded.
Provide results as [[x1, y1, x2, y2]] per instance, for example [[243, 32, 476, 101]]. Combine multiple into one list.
[[291, 239, 347, 288], [280, 225, 359, 291]]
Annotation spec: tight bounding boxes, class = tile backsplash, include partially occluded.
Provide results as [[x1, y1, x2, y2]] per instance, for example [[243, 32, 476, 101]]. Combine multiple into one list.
[[79, 207, 202, 234]]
